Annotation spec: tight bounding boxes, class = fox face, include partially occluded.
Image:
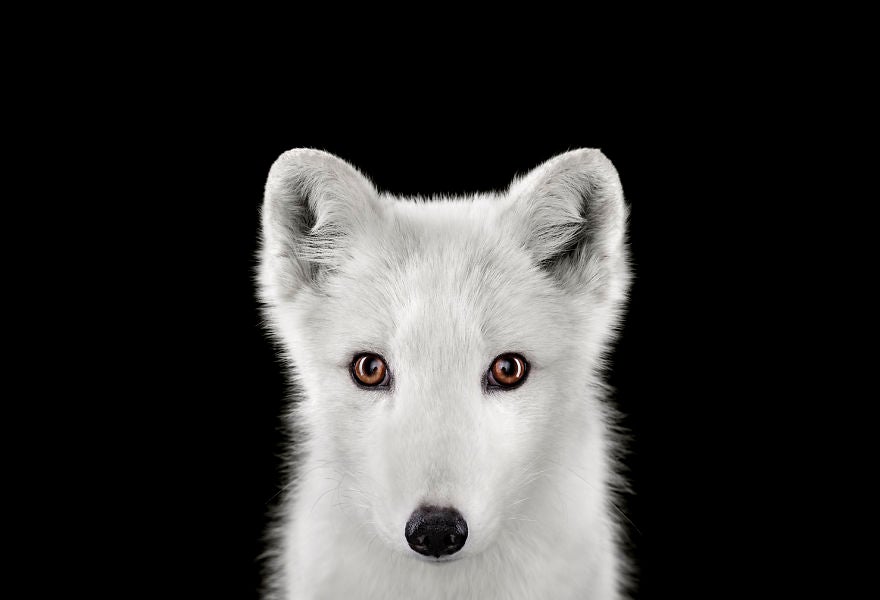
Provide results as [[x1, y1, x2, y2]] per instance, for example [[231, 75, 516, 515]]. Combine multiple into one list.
[[259, 149, 630, 563]]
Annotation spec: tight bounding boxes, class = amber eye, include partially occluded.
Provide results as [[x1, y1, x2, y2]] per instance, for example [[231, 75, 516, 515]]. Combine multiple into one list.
[[351, 353, 391, 388], [487, 353, 529, 389]]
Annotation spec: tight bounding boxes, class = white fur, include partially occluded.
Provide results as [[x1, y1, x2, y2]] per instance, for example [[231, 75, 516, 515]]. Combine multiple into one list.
[[258, 148, 632, 599]]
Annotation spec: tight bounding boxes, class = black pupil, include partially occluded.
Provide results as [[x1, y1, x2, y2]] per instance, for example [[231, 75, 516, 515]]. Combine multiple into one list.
[[366, 357, 379, 374], [500, 358, 512, 374]]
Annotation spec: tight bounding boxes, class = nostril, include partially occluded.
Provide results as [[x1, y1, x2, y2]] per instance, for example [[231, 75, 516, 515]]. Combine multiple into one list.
[[404, 505, 468, 558]]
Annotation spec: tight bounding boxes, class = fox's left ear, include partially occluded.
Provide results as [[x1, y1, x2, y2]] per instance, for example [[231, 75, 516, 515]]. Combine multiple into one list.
[[503, 148, 630, 302]]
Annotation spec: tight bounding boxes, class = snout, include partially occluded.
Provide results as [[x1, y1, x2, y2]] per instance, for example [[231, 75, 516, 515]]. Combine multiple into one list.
[[404, 505, 468, 558]]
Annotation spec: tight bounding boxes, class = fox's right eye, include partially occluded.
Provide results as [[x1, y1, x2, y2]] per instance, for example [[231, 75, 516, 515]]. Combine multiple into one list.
[[351, 353, 391, 388]]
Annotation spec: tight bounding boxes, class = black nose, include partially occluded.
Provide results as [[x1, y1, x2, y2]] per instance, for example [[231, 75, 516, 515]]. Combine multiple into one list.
[[405, 505, 468, 558]]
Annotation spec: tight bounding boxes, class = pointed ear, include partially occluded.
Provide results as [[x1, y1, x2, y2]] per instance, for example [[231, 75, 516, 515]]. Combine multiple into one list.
[[503, 148, 630, 301], [259, 149, 382, 304]]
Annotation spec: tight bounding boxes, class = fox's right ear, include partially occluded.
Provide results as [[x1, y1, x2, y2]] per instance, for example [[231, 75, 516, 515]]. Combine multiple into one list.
[[259, 149, 382, 304]]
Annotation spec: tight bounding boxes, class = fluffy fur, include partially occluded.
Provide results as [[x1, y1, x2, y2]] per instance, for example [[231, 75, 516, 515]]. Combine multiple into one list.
[[258, 148, 632, 599]]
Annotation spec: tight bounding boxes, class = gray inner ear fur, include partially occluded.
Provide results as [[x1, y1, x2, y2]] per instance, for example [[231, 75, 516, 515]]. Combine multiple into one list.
[[260, 149, 381, 302], [504, 149, 630, 299]]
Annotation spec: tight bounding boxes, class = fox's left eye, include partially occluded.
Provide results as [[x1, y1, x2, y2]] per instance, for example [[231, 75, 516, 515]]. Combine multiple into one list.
[[487, 353, 529, 390]]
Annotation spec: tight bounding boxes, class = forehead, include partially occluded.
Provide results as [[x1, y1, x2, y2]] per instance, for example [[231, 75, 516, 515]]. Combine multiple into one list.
[[314, 197, 575, 363]]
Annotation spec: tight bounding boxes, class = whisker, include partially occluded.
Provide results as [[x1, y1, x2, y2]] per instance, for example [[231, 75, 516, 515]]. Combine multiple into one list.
[[309, 478, 343, 515], [264, 461, 344, 504], [546, 458, 642, 535]]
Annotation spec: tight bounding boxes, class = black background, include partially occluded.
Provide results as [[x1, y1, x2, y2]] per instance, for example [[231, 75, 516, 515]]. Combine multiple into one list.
[[135, 106, 772, 598]]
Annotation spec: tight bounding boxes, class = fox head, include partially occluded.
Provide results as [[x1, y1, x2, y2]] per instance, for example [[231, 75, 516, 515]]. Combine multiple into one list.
[[259, 148, 630, 562]]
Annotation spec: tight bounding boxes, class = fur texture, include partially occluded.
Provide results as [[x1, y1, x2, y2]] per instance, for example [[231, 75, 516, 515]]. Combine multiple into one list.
[[258, 148, 632, 599]]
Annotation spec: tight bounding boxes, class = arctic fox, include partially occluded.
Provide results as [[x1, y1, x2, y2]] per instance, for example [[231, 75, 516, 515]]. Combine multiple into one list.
[[258, 148, 632, 599]]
